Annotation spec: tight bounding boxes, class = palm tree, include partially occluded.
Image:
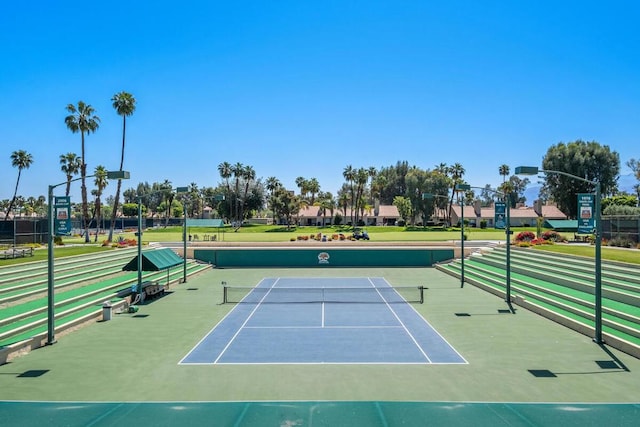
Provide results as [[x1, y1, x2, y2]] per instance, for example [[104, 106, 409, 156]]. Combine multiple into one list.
[[499, 164, 510, 183], [217, 162, 232, 219], [318, 195, 335, 227], [447, 163, 465, 225], [65, 101, 101, 242], [240, 165, 256, 221], [343, 165, 355, 225], [295, 176, 307, 199], [307, 178, 320, 204], [231, 162, 244, 222], [92, 166, 108, 242], [159, 180, 173, 227], [5, 150, 34, 221], [265, 176, 281, 224], [108, 91, 136, 242], [59, 153, 81, 196], [434, 163, 448, 175], [367, 166, 377, 205]]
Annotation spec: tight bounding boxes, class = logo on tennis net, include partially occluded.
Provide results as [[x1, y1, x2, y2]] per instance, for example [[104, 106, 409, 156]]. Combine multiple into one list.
[[318, 252, 330, 264]]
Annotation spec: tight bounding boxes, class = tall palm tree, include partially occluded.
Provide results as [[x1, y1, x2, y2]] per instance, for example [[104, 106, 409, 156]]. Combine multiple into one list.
[[159, 180, 173, 227], [65, 101, 101, 242], [295, 176, 307, 199], [367, 166, 377, 205], [307, 178, 320, 205], [342, 165, 355, 225], [108, 91, 136, 242], [92, 166, 108, 242], [59, 153, 81, 196], [499, 164, 510, 183], [265, 176, 281, 224], [447, 163, 465, 225], [354, 168, 369, 225], [231, 162, 244, 222], [217, 162, 232, 219], [5, 150, 34, 221], [240, 165, 256, 221]]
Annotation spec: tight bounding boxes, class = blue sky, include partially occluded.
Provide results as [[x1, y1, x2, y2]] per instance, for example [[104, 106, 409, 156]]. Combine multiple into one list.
[[2, 1, 639, 203]]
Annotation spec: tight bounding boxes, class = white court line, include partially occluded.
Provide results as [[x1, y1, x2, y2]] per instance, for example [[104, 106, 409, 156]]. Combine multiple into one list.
[[367, 277, 432, 363], [243, 325, 403, 329], [212, 277, 281, 364]]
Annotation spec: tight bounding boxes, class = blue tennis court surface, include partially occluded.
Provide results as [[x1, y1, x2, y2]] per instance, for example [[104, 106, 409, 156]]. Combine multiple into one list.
[[180, 277, 466, 365]]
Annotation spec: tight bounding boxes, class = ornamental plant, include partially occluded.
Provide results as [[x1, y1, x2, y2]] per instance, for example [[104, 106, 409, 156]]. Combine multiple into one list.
[[514, 231, 536, 242], [541, 230, 565, 242]]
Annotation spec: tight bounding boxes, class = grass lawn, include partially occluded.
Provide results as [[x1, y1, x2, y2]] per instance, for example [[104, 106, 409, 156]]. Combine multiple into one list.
[[532, 243, 640, 265], [4, 225, 637, 265], [0, 245, 116, 266], [111, 224, 513, 243]]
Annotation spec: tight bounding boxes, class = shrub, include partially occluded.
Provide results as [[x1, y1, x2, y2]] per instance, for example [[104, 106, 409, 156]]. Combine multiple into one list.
[[541, 230, 565, 242], [480, 219, 487, 229], [608, 237, 633, 248], [514, 231, 536, 242], [53, 236, 64, 246]]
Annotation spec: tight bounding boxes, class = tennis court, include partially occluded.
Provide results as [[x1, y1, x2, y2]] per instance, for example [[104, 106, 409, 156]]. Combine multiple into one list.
[[1, 261, 639, 425], [181, 277, 466, 364]]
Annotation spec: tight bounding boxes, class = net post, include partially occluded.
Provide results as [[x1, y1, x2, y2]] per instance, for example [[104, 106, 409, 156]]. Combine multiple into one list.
[[222, 281, 227, 304], [419, 286, 424, 304]]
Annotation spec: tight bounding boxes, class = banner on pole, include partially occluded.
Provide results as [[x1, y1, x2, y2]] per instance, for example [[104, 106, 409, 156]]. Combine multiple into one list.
[[54, 196, 72, 236], [577, 193, 595, 234], [494, 202, 506, 229]]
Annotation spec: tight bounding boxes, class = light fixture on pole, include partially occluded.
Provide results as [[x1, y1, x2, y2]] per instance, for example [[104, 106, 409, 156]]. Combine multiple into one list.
[[516, 166, 602, 343], [47, 170, 129, 345]]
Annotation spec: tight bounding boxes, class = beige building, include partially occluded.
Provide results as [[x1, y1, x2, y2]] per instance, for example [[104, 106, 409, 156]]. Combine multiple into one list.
[[296, 205, 401, 226], [449, 203, 567, 227]]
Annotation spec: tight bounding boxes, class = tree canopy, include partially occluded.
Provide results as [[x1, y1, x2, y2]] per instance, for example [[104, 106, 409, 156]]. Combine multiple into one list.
[[541, 140, 620, 217]]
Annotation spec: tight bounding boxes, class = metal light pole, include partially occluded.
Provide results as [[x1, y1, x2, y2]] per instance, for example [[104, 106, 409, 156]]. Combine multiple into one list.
[[464, 185, 512, 310], [176, 187, 189, 284], [455, 184, 471, 288], [47, 171, 128, 345], [516, 166, 602, 343], [136, 187, 187, 294], [136, 197, 143, 295], [46, 184, 57, 345], [505, 198, 512, 305]]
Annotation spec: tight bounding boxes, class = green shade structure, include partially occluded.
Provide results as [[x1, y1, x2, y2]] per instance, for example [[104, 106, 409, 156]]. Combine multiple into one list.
[[516, 165, 602, 343], [122, 248, 184, 271]]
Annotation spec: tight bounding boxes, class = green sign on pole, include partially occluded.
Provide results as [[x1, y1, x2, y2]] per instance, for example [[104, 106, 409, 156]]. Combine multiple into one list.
[[494, 202, 506, 229], [577, 193, 595, 234], [54, 196, 71, 236]]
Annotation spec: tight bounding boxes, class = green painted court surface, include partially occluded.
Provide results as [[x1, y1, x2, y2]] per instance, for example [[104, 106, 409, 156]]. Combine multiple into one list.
[[1, 265, 639, 425]]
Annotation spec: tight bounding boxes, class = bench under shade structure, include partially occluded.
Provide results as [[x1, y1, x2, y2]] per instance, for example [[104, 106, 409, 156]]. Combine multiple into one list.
[[122, 248, 184, 301]]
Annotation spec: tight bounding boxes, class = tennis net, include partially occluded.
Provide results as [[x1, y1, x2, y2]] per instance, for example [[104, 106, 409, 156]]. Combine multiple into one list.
[[222, 285, 424, 304]]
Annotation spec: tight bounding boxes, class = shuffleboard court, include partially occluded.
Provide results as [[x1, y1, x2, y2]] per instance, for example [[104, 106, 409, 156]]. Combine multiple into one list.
[[180, 277, 466, 365]]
